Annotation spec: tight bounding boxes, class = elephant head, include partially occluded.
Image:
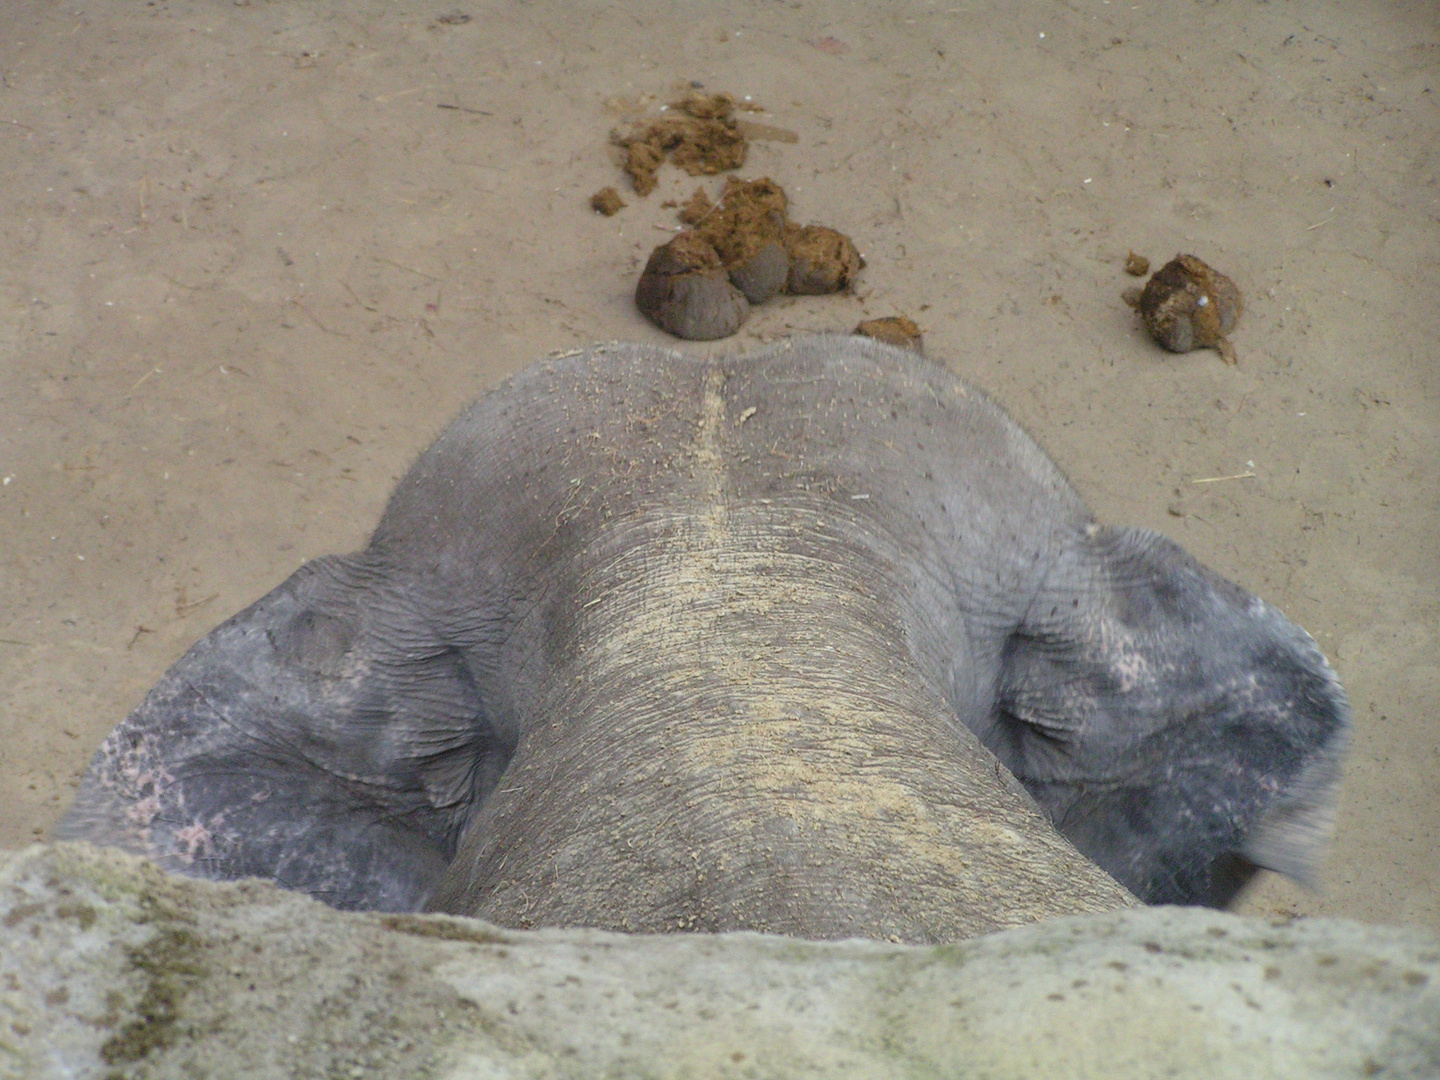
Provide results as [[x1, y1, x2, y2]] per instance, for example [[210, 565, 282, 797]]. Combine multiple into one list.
[[56, 337, 1349, 941]]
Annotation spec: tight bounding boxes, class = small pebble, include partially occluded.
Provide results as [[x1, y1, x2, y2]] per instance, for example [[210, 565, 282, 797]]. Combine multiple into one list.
[[855, 315, 924, 353], [589, 187, 626, 216]]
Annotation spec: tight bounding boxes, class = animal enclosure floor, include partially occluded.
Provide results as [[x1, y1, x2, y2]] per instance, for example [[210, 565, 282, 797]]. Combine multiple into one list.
[[1, 0, 1436, 931]]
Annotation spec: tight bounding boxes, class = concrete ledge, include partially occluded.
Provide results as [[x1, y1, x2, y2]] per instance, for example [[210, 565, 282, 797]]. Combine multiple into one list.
[[2, 843, 1437, 1079]]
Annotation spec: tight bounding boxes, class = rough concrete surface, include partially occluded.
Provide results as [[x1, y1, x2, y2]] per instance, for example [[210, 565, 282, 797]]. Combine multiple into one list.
[[2, 844, 1438, 1079]]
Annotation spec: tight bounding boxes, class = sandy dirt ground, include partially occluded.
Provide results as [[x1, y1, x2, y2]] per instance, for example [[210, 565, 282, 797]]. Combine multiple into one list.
[[1, 1, 1435, 932]]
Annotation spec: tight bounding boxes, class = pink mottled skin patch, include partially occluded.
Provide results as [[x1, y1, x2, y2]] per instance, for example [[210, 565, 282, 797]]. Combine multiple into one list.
[[126, 797, 161, 827], [102, 732, 176, 794], [132, 767, 169, 794], [172, 821, 215, 864], [94, 732, 176, 842]]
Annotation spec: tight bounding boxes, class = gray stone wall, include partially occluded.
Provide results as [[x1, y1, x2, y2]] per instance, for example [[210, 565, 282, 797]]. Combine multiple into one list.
[[2, 844, 1436, 1079]]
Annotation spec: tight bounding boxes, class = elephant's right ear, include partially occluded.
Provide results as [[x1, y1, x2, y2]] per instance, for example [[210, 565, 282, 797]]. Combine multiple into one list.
[[989, 524, 1350, 907]]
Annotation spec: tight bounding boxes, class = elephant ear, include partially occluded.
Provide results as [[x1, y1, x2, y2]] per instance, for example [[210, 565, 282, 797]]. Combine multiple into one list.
[[54, 554, 504, 912], [989, 524, 1350, 906]]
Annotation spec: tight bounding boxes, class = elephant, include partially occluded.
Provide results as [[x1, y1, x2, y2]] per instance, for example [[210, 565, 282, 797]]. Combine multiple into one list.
[[55, 336, 1350, 943]]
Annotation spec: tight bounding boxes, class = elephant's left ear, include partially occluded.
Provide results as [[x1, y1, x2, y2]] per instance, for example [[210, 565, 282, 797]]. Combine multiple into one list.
[[989, 524, 1350, 906]]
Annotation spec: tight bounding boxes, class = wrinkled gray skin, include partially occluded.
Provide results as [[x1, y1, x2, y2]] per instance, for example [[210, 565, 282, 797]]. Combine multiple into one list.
[[57, 337, 1350, 942]]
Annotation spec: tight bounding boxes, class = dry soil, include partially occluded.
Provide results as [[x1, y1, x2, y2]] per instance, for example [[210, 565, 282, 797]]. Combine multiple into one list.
[[1, 0, 1436, 931]]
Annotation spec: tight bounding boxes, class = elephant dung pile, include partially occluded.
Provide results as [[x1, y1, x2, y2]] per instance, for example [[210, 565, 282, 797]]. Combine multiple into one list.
[[6, 842, 1439, 1080], [602, 91, 864, 341], [635, 176, 863, 340], [1123, 253, 1244, 365]]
